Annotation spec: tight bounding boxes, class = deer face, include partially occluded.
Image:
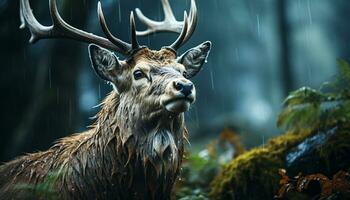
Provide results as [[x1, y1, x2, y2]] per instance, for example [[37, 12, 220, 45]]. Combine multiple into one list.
[[89, 41, 211, 116]]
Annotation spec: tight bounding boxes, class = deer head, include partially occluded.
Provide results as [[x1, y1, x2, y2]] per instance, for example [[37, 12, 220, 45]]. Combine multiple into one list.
[[20, 0, 211, 117]]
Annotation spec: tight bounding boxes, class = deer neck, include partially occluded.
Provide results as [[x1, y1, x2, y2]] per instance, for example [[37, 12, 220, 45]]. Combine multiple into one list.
[[91, 92, 186, 195]]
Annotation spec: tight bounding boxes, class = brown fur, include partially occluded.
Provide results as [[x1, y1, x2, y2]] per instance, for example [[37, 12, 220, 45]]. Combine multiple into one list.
[[0, 49, 189, 199]]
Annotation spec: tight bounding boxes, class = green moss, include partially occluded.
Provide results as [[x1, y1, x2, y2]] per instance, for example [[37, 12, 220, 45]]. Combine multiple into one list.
[[209, 129, 313, 200]]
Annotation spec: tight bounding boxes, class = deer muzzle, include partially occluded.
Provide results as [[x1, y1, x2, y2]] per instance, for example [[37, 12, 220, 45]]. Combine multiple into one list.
[[161, 78, 196, 114]]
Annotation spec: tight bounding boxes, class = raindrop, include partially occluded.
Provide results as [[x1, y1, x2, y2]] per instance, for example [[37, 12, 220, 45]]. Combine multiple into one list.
[[235, 48, 240, 61], [118, 0, 121, 23], [194, 107, 199, 128], [256, 14, 261, 38], [204, 49, 210, 63], [98, 84, 101, 100], [307, 0, 312, 25], [48, 66, 52, 88], [210, 68, 215, 90]]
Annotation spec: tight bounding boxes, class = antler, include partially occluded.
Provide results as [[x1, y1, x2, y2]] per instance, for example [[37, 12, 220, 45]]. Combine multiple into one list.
[[20, 0, 139, 56], [135, 0, 198, 50]]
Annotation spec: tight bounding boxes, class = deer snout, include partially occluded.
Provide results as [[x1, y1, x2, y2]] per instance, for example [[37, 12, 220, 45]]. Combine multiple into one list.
[[173, 80, 194, 97], [171, 79, 195, 101], [161, 78, 196, 114]]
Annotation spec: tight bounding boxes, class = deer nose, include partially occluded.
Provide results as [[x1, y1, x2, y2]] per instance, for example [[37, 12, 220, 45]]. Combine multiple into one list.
[[173, 81, 194, 97]]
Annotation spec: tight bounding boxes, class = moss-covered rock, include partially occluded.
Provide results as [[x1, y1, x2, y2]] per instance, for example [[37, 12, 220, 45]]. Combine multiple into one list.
[[209, 124, 350, 200], [286, 126, 350, 177], [209, 128, 312, 200]]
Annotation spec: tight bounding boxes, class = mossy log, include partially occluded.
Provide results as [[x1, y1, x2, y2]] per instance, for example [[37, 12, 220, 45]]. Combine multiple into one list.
[[209, 124, 350, 200]]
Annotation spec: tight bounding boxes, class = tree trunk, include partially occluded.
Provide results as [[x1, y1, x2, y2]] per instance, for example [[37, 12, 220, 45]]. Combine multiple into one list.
[[277, 0, 294, 96]]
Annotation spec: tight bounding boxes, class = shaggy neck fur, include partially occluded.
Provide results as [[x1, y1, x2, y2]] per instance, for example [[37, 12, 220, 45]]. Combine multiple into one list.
[[0, 92, 187, 200]]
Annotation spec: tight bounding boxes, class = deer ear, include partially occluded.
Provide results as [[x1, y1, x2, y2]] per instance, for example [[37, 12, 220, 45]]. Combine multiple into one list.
[[88, 44, 121, 82], [177, 41, 212, 78]]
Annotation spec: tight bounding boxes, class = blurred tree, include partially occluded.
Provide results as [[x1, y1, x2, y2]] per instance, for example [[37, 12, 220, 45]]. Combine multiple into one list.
[[277, 0, 294, 96], [0, 0, 27, 161], [0, 0, 92, 162]]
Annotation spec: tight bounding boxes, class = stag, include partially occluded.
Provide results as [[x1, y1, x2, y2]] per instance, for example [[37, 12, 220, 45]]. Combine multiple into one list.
[[0, 0, 211, 199]]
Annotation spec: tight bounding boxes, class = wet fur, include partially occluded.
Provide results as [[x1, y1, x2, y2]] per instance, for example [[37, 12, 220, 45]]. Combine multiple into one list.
[[0, 92, 188, 200]]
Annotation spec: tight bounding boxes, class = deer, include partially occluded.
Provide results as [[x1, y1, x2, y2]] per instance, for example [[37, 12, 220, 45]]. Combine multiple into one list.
[[0, 0, 211, 199]]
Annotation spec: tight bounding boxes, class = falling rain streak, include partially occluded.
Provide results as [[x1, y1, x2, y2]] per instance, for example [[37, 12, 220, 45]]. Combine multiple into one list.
[[98, 84, 101, 100], [1, 2, 348, 198], [210, 68, 215, 91], [118, 0, 121, 23], [256, 14, 260, 38], [235, 48, 240, 61], [48, 66, 52, 88], [307, 0, 313, 25]]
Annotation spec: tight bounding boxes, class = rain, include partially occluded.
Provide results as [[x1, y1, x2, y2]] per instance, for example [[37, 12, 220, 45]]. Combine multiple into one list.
[[1, 0, 350, 199]]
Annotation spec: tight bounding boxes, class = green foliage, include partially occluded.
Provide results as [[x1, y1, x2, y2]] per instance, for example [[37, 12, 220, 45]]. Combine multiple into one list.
[[175, 129, 245, 199], [278, 59, 350, 131], [175, 151, 221, 199]]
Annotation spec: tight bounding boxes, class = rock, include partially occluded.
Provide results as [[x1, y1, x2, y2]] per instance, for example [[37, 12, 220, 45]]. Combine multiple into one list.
[[286, 126, 350, 177], [209, 124, 350, 200]]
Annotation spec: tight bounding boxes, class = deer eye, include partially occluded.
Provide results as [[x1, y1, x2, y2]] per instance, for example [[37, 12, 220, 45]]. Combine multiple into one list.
[[133, 70, 145, 80], [183, 71, 188, 77]]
